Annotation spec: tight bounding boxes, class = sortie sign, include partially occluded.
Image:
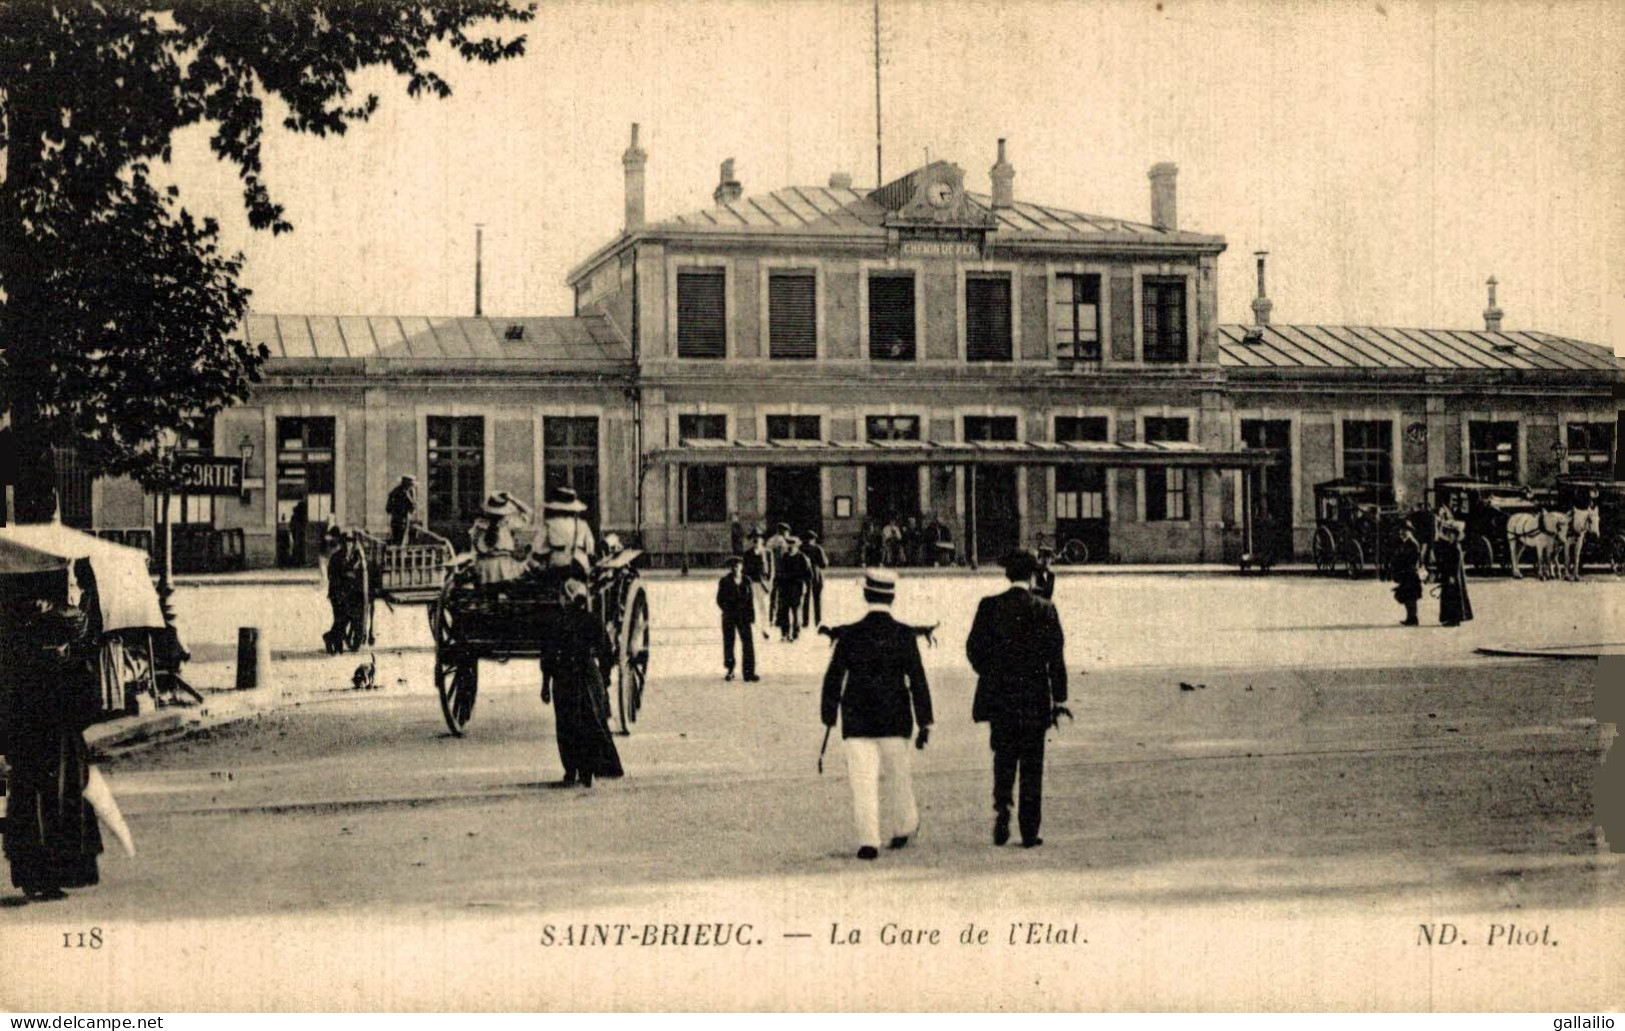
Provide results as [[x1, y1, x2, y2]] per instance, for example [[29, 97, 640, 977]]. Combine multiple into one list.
[[174, 453, 245, 495]]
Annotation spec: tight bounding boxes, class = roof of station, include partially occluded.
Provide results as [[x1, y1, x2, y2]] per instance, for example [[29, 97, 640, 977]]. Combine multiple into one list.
[[1217, 323, 1623, 373], [246, 314, 630, 364]]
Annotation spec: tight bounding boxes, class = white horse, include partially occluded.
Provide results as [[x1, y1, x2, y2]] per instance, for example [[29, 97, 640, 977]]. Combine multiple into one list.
[[1506, 506, 1569, 581], [1566, 501, 1600, 581]]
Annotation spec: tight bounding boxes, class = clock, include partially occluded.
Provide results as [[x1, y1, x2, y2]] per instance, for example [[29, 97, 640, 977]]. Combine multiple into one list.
[[926, 181, 952, 208]]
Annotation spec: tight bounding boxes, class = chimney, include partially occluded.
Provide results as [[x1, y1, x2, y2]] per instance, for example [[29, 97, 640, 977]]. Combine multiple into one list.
[[1148, 162, 1178, 231], [1483, 275, 1504, 332], [622, 123, 647, 232], [989, 138, 1014, 209], [1251, 251, 1272, 326], [713, 158, 742, 206], [828, 171, 853, 190]]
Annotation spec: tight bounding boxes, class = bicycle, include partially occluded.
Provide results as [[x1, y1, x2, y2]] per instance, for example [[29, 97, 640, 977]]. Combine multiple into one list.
[[1031, 531, 1089, 565]]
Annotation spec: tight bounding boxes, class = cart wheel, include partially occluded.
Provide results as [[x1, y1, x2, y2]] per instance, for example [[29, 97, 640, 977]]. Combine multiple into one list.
[[612, 582, 650, 736], [436, 652, 478, 736], [1060, 538, 1089, 565], [1343, 539, 1365, 579], [1312, 528, 1336, 574], [1609, 535, 1625, 576], [1471, 534, 1497, 575]]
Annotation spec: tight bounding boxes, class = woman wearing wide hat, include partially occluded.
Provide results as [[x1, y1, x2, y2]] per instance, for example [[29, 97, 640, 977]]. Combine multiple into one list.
[[528, 484, 596, 582], [540, 579, 624, 787], [470, 491, 532, 585], [1432, 507, 1474, 627]]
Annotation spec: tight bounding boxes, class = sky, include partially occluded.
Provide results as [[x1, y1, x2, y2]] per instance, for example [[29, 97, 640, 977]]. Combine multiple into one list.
[[162, 0, 1625, 350]]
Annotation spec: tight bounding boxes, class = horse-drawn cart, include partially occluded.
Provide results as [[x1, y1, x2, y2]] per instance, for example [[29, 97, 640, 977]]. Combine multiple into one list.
[[1311, 479, 1410, 577], [428, 550, 651, 737], [347, 525, 456, 649], [1429, 477, 1541, 575], [1554, 475, 1625, 575]]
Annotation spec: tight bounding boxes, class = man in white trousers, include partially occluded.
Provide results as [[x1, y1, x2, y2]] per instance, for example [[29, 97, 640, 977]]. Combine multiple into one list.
[[819, 569, 933, 860]]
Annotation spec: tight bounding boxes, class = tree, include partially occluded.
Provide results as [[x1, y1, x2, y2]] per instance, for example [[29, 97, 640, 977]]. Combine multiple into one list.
[[0, 0, 533, 521]]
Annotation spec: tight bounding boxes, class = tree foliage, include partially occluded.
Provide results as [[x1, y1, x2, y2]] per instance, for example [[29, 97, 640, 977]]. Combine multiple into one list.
[[0, 0, 533, 507]]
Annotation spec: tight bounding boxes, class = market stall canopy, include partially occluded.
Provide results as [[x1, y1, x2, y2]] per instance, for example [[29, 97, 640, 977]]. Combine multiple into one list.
[[646, 439, 1280, 469], [0, 523, 165, 632]]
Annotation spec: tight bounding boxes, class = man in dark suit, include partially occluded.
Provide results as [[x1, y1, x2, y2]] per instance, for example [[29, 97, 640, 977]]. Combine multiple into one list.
[[820, 569, 933, 860], [966, 550, 1068, 848], [1032, 545, 1056, 600], [715, 557, 758, 682], [800, 530, 828, 628]]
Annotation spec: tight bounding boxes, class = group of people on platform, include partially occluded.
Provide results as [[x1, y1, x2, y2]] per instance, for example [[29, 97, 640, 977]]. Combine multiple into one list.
[[860, 514, 955, 568], [717, 524, 830, 682], [816, 551, 1069, 859]]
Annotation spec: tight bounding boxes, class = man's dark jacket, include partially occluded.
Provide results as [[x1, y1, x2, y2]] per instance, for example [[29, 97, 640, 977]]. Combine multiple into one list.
[[966, 586, 1067, 726], [820, 610, 933, 739], [715, 574, 755, 624]]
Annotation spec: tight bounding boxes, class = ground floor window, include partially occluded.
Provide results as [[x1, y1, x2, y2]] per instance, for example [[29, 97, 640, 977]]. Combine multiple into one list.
[[1565, 422, 1615, 474], [277, 416, 335, 565], [50, 446, 93, 529], [1054, 416, 1108, 521], [1469, 420, 1518, 483], [1342, 419, 1392, 491], [1143, 417, 1189, 522], [426, 416, 483, 544], [678, 414, 726, 524], [545, 417, 600, 525], [764, 414, 822, 539], [865, 414, 921, 525]]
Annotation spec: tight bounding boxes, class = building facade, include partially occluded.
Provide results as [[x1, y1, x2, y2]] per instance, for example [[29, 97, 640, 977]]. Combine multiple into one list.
[[35, 128, 1623, 568]]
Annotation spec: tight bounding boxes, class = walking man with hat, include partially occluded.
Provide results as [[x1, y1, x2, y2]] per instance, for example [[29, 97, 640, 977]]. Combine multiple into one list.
[[741, 531, 775, 638], [966, 550, 1068, 848], [715, 556, 758, 682], [800, 530, 828, 628], [820, 569, 933, 860]]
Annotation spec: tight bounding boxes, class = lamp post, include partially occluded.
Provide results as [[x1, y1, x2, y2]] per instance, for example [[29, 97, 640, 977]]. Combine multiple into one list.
[[154, 427, 179, 627], [239, 435, 255, 505]]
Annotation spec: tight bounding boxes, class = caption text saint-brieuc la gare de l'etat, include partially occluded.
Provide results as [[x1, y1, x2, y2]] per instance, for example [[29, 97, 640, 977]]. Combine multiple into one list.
[[539, 921, 1083, 948]]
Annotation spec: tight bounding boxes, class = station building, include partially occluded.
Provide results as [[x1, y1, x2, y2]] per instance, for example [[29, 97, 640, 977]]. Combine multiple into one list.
[[32, 127, 1624, 569]]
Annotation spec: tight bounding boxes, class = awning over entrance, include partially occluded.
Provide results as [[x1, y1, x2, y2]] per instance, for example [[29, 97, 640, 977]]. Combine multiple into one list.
[[645, 438, 1278, 469]]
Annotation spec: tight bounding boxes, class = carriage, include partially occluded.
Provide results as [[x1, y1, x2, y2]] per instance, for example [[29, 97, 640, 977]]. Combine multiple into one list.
[[1553, 475, 1625, 574], [328, 525, 455, 651], [1428, 477, 1541, 575], [0, 523, 187, 716], [1310, 479, 1413, 577], [429, 549, 651, 737]]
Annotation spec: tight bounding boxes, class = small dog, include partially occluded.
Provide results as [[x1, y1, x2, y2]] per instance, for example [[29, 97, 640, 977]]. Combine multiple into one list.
[[352, 653, 378, 691]]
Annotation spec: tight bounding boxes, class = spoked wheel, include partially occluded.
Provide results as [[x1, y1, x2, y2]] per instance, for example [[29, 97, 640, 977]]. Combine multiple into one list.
[[1471, 534, 1497, 575], [1342, 539, 1365, 579], [1060, 538, 1089, 565], [612, 582, 651, 736], [1609, 535, 1625, 576], [1312, 528, 1337, 574], [435, 652, 478, 737]]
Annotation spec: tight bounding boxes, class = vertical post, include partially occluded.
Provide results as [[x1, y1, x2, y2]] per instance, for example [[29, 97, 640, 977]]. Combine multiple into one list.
[[873, 0, 883, 187], [474, 223, 484, 317], [1241, 468, 1254, 565], [156, 491, 175, 626], [678, 463, 689, 576], [967, 463, 978, 570]]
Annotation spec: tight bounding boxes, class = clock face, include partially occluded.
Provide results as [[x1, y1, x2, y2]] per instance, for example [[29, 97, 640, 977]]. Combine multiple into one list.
[[926, 181, 952, 207]]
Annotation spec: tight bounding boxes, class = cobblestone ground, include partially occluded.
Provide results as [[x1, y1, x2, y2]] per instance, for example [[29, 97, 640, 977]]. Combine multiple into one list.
[[2, 573, 1617, 1010]]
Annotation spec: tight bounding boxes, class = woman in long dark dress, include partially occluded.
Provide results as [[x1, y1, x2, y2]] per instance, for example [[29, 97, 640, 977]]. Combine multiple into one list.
[[540, 582, 623, 788], [1434, 515, 1474, 628], [2, 599, 104, 900]]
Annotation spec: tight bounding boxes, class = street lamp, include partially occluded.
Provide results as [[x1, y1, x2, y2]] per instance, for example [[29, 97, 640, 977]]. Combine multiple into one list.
[[239, 435, 255, 505], [154, 428, 179, 627]]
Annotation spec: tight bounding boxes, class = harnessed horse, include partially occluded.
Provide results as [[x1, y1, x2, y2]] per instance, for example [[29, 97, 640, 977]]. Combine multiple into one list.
[[1565, 501, 1601, 580], [1505, 505, 1569, 581]]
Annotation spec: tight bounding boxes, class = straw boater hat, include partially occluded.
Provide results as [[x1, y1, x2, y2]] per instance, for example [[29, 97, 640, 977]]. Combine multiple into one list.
[[543, 484, 587, 514], [483, 491, 522, 517], [862, 568, 897, 600]]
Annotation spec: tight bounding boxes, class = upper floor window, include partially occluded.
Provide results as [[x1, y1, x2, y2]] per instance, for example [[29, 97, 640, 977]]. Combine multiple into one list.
[[963, 415, 1018, 443], [1468, 421, 1518, 484], [965, 275, 1013, 362], [1141, 276, 1187, 363], [1343, 419, 1392, 490], [1054, 274, 1101, 361], [766, 415, 822, 442], [1566, 422, 1615, 473], [869, 275, 916, 361], [768, 272, 816, 360], [676, 269, 726, 359], [866, 415, 921, 441]]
